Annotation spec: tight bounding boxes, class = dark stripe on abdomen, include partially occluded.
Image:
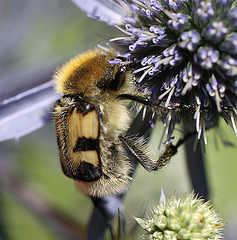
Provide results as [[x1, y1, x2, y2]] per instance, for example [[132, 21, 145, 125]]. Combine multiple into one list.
[[76, 161, 101, 182], [73, 137, 99, 152]]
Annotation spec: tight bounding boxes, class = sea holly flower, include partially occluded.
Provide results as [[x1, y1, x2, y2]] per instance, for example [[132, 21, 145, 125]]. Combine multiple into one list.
[[135, 191, 225, 240], [73, 0, 237, 140]]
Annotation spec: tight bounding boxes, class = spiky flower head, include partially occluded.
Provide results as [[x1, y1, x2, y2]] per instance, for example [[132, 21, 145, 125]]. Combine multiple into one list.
[[110, 0, 237, 138], [135, 191, 224, 240]]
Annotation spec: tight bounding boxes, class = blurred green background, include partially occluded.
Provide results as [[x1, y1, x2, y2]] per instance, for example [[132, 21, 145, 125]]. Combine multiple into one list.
[[0, 0, 237, 239]]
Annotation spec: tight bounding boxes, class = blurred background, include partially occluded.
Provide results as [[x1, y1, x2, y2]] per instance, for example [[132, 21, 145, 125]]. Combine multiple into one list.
[[0, 0, 237, 239]]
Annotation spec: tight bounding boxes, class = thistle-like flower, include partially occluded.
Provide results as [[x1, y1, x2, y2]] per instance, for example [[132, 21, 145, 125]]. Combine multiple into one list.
[[108, 0, 237, 138], [135, 191, 224, 240]]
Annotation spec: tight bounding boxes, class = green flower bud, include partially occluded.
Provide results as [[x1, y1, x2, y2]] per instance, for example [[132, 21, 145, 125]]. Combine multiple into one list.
[[135, 192, 224, 240]]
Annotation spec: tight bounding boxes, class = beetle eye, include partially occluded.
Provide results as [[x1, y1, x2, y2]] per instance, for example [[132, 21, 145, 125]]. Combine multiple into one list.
[[110, 66, 126, 91], [97, 65, 127, 91]]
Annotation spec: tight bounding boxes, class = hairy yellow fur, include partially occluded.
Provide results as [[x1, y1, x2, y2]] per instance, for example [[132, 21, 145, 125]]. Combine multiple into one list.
[[54, 48, 117, 97]]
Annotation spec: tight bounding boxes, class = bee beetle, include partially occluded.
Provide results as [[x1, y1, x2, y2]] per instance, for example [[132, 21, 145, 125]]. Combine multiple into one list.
[[53, 48, 177, 198]]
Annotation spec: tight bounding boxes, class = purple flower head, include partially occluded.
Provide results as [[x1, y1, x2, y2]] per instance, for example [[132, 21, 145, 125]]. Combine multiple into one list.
[[196, 46, 219, 70], [193, 1, 215, 27], [178, 30, 201, 52], [73, 0, 237, 139], [108, 0, 237, 137], [202, 21, 228, 44]]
